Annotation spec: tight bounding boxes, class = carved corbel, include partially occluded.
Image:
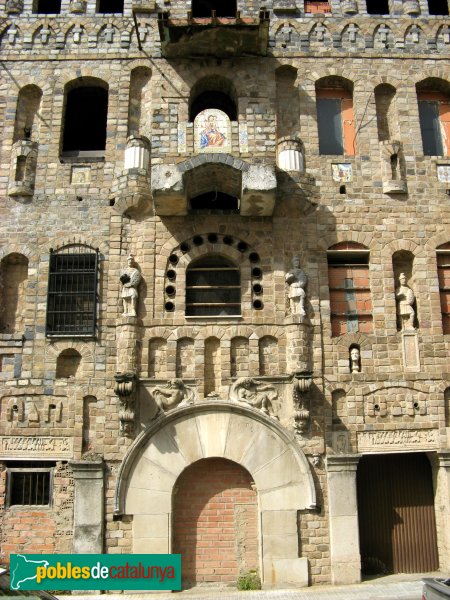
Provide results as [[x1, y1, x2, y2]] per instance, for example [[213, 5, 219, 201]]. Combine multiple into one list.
[[114, 372, 137, 438], [293, 371, 312, 434]]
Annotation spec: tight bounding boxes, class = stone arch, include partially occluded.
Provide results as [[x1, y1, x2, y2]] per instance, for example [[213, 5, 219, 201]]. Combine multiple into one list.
[[45, 236, 108, 258], [116, 402, 316, 586], [317, 231, 374, 252], [380, 238, 424, 260]]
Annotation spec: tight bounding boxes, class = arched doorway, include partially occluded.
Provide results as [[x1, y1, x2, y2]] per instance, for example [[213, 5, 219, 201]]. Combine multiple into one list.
[[173, 458, 258, 586], [357, 452, 438, 574], [115, 403, 316, 587]]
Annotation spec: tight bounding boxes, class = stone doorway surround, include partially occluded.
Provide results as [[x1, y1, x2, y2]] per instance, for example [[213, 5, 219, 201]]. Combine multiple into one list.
[[115, 402, 317, 588]]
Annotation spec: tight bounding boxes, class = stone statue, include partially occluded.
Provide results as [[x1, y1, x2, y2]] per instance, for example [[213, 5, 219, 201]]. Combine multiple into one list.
[[350, 346, 360, 373], [120, 255, 141, 317], [151, 379, 195, 413], [285, 255, 307, 316], [230, 377, 277, 417], [395, 273, 416, 330]]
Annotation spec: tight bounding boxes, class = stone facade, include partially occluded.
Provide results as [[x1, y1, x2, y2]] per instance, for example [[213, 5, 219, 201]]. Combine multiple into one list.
[[0, 0, 450, 589]]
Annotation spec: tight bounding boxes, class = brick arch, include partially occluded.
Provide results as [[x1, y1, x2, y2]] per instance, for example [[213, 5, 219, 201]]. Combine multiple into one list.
[[272, 20, 302, 38], [56, 69, 113, 89], [316, 232, 374, 252], [425, 232, 450, 251], [46, 340, 94, 363], [64, 23, 87, 43], [380, 238, 425, 259], [144, 327, 172, 341], [44, 237, 108, 258], [305, 68, 360, 87], [253, 325, 286, 340], [412, 70, 450, 86], [116, 402, 315, 587], [334, 332, 374, 349], [359, 381, 432, 397], [0, 245, 35, 263], [168, 327, 199, 341]]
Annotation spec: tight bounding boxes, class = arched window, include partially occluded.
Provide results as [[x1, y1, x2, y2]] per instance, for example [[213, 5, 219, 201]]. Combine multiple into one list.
[[416, 79, 450, 157], [61, 79, 108, 157], [316, 77, 355, 155], [46, 245, 99, 336], [327, 242, 372, 337], [186, 255, 240, 316], [437, 243, 450, 334]]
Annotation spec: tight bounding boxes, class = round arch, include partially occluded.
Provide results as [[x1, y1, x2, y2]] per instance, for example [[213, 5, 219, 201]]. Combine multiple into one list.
[[115, 402, 316, 586]]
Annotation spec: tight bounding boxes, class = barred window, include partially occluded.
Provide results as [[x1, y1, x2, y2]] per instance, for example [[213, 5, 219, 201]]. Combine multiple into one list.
[[186, 255, 240, 317], [46, 246, 98, 337], [7, 462, 54, 507]]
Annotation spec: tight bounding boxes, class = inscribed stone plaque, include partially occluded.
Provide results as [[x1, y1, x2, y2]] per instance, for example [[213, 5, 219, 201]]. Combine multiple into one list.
[[357, 429, 438, 452], [0, 435, 73, 458], [402, 330, 420, 371], [194, 109, 231, 153]]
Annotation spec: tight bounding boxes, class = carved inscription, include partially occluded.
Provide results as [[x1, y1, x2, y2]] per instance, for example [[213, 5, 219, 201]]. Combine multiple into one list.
[[0, 436, 73, 458], [358, 429, 438, 452]]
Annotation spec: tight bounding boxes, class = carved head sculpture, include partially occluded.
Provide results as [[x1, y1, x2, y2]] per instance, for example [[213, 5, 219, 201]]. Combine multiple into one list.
[[399, 272, 406, 285], [292, 255, 300, 268], [350, 346, 360, 361], [127, 254, 135, 267]]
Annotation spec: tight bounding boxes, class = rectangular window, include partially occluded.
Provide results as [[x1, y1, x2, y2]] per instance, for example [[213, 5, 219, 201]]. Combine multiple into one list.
[[419, 101, 444, 156], [437, 248, 450, 334], [428, 0, 449, 15], [97, 0, 124, 13], [366, 0, 389, 14], [317, 90, 355, 155], [46, 249, 98, 336], [7, 463, 54, 507], [328, 249, 372, 337], [33, 0, 61, 13]]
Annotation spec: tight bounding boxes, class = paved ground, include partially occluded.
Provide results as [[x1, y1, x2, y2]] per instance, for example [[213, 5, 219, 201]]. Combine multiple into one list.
[[59, 572, 444, 600]]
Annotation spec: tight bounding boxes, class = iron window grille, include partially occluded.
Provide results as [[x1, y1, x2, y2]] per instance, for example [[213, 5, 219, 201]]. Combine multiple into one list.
[[7, 462, 54, 507], [46, 245, 99, 337], [186, 255, 241, 316]]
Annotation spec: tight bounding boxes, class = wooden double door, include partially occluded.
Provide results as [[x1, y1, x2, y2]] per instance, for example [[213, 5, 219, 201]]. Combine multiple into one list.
[[357, 452, 439, 575]]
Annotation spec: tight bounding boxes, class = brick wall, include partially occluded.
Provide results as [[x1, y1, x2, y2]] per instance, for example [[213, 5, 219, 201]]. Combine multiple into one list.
[[173, 458, 259, 586]]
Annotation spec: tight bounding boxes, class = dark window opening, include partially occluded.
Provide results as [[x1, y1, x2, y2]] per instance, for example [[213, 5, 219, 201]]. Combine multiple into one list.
[[62, 86, 108, 154], [317, 98, 343, 155], [191, 0, 237, 17], [428, 0, 449, 15], [366, 0, 389, 14], [97, 0, 124, 12], [419, 101, 444, 156], [190, 191, 239, 212], [46, 248, 98, 336], [190, 91, 237, 121], [33, 0, 61, 13], [186, 255, 240, 317], [7, 463, 54, 506]]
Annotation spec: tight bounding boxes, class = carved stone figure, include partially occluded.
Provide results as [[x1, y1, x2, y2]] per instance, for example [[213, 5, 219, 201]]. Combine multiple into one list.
[[151, 379, 195, 413], [395, 273, 416, 330], [229, 377, 277, 417], [350, 346, 360, 373], [120, 255, 141, 317], [285, 255, 307, 316]]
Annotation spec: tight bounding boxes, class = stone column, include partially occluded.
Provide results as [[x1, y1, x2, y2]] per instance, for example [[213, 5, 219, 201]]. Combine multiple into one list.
[[436, 452, 450, 572], [285, 316, 313, 373], [71, 459, 104, 553], [326, 455, 361, 584]]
